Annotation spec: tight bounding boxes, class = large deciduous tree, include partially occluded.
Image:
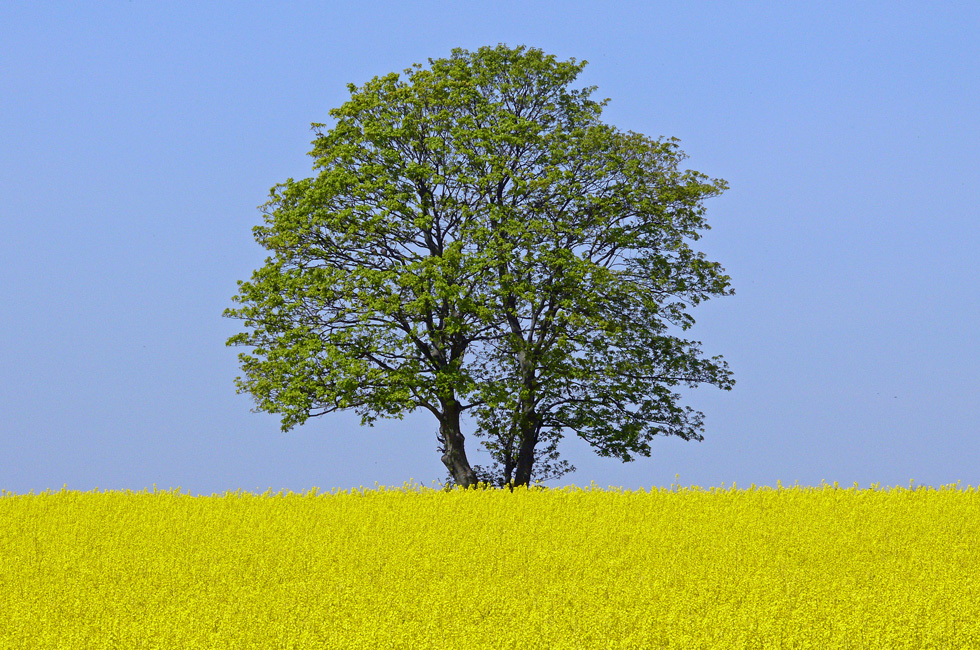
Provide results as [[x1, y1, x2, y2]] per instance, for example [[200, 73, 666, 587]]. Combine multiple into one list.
[[224, 44, 734, 490]]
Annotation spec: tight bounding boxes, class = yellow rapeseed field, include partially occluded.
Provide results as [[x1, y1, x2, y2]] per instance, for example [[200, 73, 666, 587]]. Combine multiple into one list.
[[1, 478, 977, 649]]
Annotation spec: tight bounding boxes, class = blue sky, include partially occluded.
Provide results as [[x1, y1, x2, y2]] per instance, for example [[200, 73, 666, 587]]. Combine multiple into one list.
[[2, 2, 977, 497]]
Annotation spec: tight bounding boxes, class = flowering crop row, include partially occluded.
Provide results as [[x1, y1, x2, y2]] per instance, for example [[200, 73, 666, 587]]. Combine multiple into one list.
[[1, 479, 977, 649]]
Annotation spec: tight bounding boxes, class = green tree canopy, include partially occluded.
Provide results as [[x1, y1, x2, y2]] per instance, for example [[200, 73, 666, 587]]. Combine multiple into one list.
[[224, 44, 734, 490]]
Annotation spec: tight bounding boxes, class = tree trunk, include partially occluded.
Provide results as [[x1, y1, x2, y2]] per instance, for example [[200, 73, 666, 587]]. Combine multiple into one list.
[[512, 408, 540, 488], [502, 446, 516, 490], [439, 398, 478, 488]]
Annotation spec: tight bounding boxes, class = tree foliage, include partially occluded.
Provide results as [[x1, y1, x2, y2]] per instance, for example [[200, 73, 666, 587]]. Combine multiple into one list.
[[224, 44, 734, 490]]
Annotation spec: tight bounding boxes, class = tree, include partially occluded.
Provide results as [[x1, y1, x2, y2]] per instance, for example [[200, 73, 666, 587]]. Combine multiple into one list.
[[224, 44, 734, 491]]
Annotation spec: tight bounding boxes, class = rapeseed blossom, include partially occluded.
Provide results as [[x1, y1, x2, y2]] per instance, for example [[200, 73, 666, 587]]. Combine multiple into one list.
[[1, 479, 977, 649]]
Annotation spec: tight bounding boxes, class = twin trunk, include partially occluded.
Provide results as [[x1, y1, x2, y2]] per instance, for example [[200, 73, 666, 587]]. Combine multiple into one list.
[[439, 398, 539, 489]]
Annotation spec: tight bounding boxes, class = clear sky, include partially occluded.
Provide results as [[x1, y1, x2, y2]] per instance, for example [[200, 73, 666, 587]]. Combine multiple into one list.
[[2, 2, 977, 497]]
